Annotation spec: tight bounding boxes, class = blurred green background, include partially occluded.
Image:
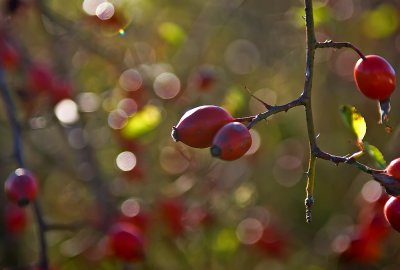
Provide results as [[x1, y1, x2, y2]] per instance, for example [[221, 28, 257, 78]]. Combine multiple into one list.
[[1, 0, 400, 269]]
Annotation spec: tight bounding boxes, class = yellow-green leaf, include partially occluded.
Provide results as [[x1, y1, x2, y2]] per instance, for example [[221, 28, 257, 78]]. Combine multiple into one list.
[[340, 105, 367, 142], [212, 228, 239, 256], [221, 86, 246, 115], [364, 142, 387, 169], [362, 4, 399, 39], [121, 104, 161, 138], [158, 22, 186, 46]]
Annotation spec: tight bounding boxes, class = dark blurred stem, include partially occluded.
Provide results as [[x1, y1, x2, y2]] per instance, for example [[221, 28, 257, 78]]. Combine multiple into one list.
[[35, 0, 126, 71], [33, 202, 49, 270], [35, 0, 116, 231], [45, 222, 84, 231], [0, 68, 24, 168], [0, 67, 49, 270]]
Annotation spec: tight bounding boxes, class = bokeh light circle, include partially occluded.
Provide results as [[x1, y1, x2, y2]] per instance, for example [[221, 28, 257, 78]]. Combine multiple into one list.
[[82, 0, 106, 16], [117, 98, 138, 116], [96, 2, 115, 20], [361, 180, 383, 203], [121, 198, 140, 217], [54, 99, 80, 125], [245, 129, 261, 156], [119, 69, 143, 92], [77, 92, 100, 113], [108, 109, 128, 130], [236, 218, 264, 245], [116, 151, 137, 171], [225, 39, 260, 75], [153, 72, 181, 99]]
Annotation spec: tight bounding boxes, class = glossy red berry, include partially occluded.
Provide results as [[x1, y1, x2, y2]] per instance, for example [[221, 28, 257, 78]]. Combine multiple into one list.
[[384, 196, 400, 232], [117, 204, 151, 233], [210, 122, 252, 161], [193, 65, 216, 91], [0, 40, 20, 69], [4, 168, 38, 206], [158, 197, 185, 236], [27, 64, 54, 93], [354, 55, 396, 100], [4, 203, 27, 234], [172, 105, 234, 148], [108, 223, 145, 261], [255, 225, 289, 259], [340, 235, 382, 263], [386, 158, 400, 180], [50, 78, 73, 104]]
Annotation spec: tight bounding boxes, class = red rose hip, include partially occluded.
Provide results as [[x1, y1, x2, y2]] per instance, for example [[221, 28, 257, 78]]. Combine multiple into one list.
[[386, 158, 400, 180], [4, 168, 38, 206], [108, 223, 145, 261], [5, 203, 27, 234], [210, 122, 252, 161], [172, 105, 234, 148], [354, 55, 396, 100], [384, 196, 400, 232]]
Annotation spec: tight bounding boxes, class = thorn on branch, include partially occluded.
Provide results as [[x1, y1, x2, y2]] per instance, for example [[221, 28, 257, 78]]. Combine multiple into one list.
[[245, 86, 273, 110]]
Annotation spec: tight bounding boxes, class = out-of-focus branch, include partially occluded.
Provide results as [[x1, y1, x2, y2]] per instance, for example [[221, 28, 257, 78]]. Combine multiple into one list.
[[35, 0, 126, 71], [0, 67, 49, 270]]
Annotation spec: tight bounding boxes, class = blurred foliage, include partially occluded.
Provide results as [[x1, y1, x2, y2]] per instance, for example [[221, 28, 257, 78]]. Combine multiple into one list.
[[1, 0, 400, 269]]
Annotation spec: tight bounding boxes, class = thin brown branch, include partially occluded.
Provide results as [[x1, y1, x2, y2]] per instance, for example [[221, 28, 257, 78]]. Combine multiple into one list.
[[247, 95, 304, 129]]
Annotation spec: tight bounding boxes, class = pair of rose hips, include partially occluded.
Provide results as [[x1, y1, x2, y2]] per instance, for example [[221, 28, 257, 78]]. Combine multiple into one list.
[[383, 158, 400, 233], [353, 55, 396, 101], [171, 105, 252, 161]]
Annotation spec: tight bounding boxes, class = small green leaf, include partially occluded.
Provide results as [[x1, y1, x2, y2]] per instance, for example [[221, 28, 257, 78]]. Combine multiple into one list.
[[121, 104, 161, 138], [158, 22, 186, 46], [364, 142, 387, 169], [340, 105, 367, 142]]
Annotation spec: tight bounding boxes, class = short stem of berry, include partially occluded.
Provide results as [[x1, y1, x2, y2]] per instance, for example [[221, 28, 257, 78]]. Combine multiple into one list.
[[234, 116, 256, 123], [315, 41, 366, 60]]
